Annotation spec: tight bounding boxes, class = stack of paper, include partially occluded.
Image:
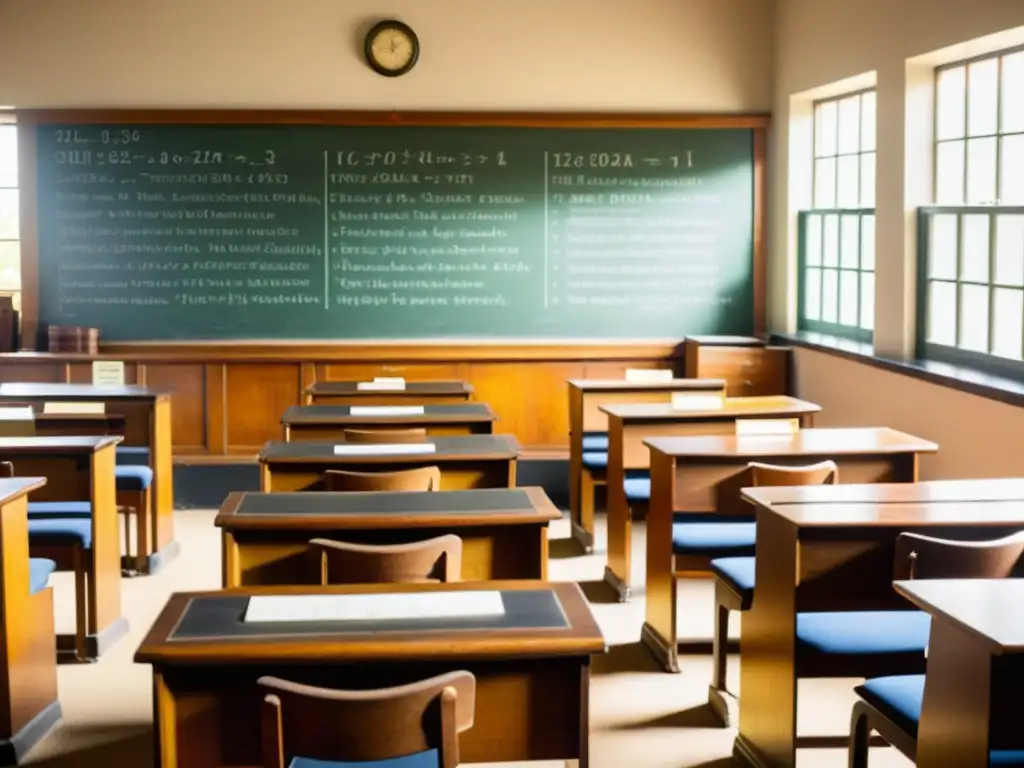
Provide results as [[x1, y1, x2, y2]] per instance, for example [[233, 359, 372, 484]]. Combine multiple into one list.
[[333, 443, 436, 456], [356, 377, 407, 391], [670, 393, 725, 411], [244, 591, 506, 623], [43, 401, 106, 415], [349, 406, 425, 416], [625, 368, 674, 383]]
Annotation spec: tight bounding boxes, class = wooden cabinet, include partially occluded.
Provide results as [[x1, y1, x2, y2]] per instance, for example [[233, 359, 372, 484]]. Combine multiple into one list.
[[682, 335, 791, 396]]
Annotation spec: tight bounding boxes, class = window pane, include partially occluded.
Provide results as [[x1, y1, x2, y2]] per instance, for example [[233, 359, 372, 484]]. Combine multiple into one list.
[[959, 283, 990, 352], [1001, 51, 1024, 133], [804, 268, 822, 320], [936, 140, 965, 203], [860, 272, 875, 330], [999, 134, 1024, 204], [837, 95, 861, 154], [836, 154, 860, 207], [861, 214, 875, 270], [0, 241, 19, 292], [929, 214, 959, 280], [992, 288, 1024, 359], [815, 101, 838, 157], [814, 158, 837, 207], [936, 65, 967, 141], [0, 190, 17, 240], [965, 136, 997, 203], [967, 58, 999, 137], [995, 214, 1024, 286], [840, 215, 860, 268], [821, 268, 839, 322], [0, 126, 16, 189], [928, 281, 958, 345], [823, 214, 839, 267], [859, 152, 876, 207], [860, 91, 876, 152], [839, 270, 859, 326], [805, 215, 823, 266], [961, 214, 990, 283]]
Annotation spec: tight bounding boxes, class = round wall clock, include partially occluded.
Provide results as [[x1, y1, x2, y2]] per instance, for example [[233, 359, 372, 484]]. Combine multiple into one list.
[[364, 20, 419, 77]]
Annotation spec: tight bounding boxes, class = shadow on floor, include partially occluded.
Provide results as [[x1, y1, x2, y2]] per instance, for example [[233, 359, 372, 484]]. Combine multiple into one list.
[[577, 579, 621, 605], [592, 641, 663, 675], [29, 724, 152, 768], [547, 537, 586, 559], [614, 703, 723, 730]]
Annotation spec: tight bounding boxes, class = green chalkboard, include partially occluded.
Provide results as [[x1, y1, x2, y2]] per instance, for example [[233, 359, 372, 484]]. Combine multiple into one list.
[[35, 121, 756, 340]]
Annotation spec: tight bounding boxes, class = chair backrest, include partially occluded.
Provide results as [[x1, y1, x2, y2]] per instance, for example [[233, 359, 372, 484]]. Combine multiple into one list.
[[748, 460, 838, 487], [894, 530, 1024, 580], [259, 670, 476, 768], [325, 466, 441, 492], [309, 534, 463, 584], [0, 461, 13, 478], [343, 428, 428, 444]]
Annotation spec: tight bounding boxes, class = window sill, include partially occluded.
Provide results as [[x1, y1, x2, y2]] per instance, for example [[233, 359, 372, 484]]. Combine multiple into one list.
[[771, 331, 1024, 409]]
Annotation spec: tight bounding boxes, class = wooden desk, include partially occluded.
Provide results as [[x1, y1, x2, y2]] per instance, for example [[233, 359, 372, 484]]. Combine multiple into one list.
[[258, 435, 520, 492], [894, 578, 1024, 768], [566, 377, 727, 552], [734, 479, 1024, 768], [0, 477, 61, 764], [25, 412, 126, 438], [601, 396, 821, 600], [642, 427, 938, 673], [215, 487, 560, 586], [0, 436, 128, 660], [282, 403, 496, 441], [0, 383, 176, 574], [136, 581, 605, 768], [304, 380, 473, 406]]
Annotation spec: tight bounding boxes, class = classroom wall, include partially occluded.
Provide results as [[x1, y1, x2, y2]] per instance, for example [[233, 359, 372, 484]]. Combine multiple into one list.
[[0, 0, 773, 112], [772, 0, 1024, 479]]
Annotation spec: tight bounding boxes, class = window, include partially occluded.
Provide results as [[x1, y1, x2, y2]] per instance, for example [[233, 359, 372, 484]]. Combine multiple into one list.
[[798, 90, 876, 342], [0, 115, 20, 314], [919, 47, 1024, 377]]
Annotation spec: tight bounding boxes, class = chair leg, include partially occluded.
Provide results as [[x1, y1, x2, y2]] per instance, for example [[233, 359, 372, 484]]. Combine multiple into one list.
[[117, 504, 139, 576], [73, 546, 89, 662], [711, 600, 730, 692], [136, 488, 150, 573], [848, 702, 871, 768], [580, 472, 596, 543]]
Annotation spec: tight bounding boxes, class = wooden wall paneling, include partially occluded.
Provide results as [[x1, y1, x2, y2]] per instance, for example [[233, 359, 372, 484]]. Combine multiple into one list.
[[0, 361, 68, 383], [67, 362, 140, 385], [224, 363, 302, 451], [581, 360, 680, 380], [144, 364, 208, 454], [319, 362, 462, 383], [204, 364, 226, 455]]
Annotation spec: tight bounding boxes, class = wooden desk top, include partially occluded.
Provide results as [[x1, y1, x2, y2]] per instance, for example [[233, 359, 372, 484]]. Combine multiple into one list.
[[0, 477, 47, 503], [215, 487, 560, 529], [0, 383, 167, 400], [645, 427, 938, 458], [602, 395, 820, 421], [743, 478, 1024, 508], [894, 579, 1024, 654], [0, 435, 122, 454], [685, 335, 765, 346], [258, 434, 522, 463], [282, 403, 496, 425], [305, 381, 473, 395], [135, 581, 605, 665], [752, 500, 1024, 528], [567, 377, 727, 392]]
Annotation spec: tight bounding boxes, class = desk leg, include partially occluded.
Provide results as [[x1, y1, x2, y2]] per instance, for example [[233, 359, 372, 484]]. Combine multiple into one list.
[[86, 446, 129, 659], [153, 673, 178, 768], [148, 399, 180, 574], [640, 453, 679, 672], [603, 427, 631, 602]]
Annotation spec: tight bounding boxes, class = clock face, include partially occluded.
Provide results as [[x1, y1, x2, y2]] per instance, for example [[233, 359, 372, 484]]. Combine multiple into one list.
[[368, 23, 418, 75]]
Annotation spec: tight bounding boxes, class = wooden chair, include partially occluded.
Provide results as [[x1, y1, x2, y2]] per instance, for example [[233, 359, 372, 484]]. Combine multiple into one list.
[[325, 466, 441, 493], [343, 428, 428, 443], [259, 671, 476, 768], [309, 534, 462, 584], [848, 530, 1024, 768], [707, 460, 839, 725]]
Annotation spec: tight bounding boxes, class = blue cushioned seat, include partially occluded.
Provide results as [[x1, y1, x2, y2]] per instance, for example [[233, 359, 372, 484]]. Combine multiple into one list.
[[581, 452, 607, 470], [857, 675, 1024, 766], [28, 518, 92, 549], [710, 556, 756, 605], [289, 749, 439, 768], [581, 433, 609, 451], [624, 477, 650, 502], [115, 464, 154, 491], [28, 501, 92, 518], [116, 446, 151, 466], [796, 611, 930, 655], [28, 558, 57, 595], [672, 521, 756, 557]]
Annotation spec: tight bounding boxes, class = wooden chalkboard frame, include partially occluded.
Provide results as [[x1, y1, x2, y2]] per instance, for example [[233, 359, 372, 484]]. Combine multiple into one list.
[[15, 110, 769, 348]]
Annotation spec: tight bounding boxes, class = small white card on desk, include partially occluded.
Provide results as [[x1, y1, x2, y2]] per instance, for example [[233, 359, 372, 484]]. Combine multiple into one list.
[[43, 401, 106, 415], [349, 406, 425, 416], [670, 393, 724, 411], [333, 443, 436, 456], [0, 407, 34, 421], [625, 368, 674, 383], [244, 591, 506, 623], [735, 418, 799, 436], [357, 377, 407, 391], [91, 360, 125, 386]]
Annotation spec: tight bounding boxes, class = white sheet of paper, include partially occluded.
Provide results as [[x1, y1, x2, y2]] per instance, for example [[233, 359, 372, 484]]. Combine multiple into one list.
[[357, 380, 407, 391], [625, 368, 674, 383], [670, 393, 724, 411], [349, 406, 425, 416], [0, 407, 34, 421], [333, 443, 436, 456], [42, 401, 106, 415], [91, 360, 125, 386], [244, 591, 506, 623], [735, 418, 799, 436]]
